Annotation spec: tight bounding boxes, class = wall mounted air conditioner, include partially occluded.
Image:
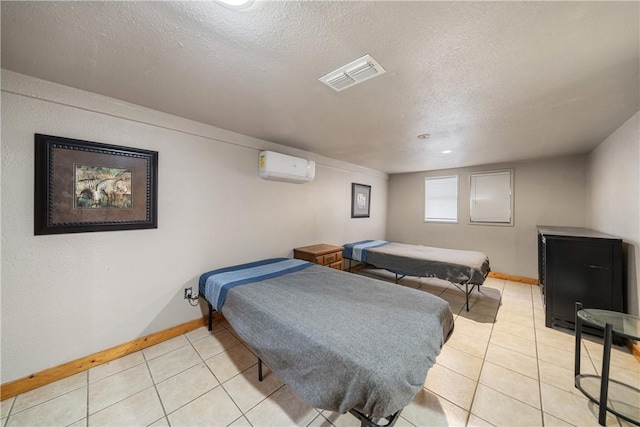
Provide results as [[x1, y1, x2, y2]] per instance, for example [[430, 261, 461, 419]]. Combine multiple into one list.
[[258, 151, 316, 183]]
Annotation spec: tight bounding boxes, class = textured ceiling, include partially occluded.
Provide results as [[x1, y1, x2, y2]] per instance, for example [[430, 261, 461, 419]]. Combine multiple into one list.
[[2, 1, 638, 173]]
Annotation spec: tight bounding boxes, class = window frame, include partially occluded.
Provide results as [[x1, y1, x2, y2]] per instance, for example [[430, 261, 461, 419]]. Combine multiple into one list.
[[469, 169, 514, 226], [424, 175, 459, 223]]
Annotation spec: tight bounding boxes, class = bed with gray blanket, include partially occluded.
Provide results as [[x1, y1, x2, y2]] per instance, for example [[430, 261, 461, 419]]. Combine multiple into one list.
[[343, 240, 490, 311], [199, 258, 454, 426]]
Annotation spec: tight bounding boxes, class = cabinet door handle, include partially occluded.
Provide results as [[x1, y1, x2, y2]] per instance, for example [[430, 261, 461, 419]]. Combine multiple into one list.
[[586, 264, 609, 270]]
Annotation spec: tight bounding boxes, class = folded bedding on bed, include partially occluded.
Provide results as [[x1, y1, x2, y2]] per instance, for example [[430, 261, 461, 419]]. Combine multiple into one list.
[[200, 260, 454, 418], [343, 240, 390, 262], [199, 258, 312, 311]]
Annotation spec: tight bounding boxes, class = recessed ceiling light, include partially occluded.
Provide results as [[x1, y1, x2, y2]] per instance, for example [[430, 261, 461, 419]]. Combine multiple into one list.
[[417, 134, 431, 140], [217, 0, 254, 9], [441, 150, 452, 154]]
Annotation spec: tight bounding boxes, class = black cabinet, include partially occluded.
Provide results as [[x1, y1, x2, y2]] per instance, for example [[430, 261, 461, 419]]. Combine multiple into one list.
[[537, 226, 623, 334]]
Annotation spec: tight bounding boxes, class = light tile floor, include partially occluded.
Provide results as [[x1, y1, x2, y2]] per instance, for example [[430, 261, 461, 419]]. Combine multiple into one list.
[[2, 272, 639, 426]]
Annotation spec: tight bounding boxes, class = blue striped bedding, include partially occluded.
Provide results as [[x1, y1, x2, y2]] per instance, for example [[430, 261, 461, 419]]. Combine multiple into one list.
[[342, 240, 390, 262], [198, 258, 313, 311]]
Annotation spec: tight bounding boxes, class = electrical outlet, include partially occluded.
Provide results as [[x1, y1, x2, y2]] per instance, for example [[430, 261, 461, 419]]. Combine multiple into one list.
[[184, 287, 193, 299]]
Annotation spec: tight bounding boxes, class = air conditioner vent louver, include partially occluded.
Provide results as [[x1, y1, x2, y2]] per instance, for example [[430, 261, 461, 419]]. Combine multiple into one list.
[[326, 73, 356, 90], [319, 54, 386, 92], [348, 62, 379, 80]]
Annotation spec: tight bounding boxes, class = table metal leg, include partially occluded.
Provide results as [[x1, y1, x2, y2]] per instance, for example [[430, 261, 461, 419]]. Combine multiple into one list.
[[575, 302, 583, 378], [598, 323, 613, 426]]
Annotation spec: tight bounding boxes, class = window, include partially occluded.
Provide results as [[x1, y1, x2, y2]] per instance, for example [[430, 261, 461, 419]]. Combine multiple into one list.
[[424, 175, 458, 222], [469, 170, 513, 225]]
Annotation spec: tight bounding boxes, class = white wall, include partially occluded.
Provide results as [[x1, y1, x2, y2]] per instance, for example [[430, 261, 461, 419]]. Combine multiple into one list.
[[587, 112, 640, 317], [387, 155, 588, 278], [0, 71, 388, 384]]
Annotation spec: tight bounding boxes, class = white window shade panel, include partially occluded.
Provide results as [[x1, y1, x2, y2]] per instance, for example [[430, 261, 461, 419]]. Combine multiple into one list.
[[470, 170, 513, 225], [425, 176, 458, 222]]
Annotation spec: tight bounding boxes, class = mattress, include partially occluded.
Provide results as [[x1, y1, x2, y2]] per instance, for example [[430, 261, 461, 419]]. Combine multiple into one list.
[[199, 258, 454, 418]]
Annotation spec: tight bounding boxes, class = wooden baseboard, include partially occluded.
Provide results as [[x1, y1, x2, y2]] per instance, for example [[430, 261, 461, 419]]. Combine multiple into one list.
[[488, 271, 538, 285], [1, 314, 222, 401]]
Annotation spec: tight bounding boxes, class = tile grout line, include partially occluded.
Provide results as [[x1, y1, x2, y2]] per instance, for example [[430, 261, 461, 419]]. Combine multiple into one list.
[[463, 278, 504, 426], [141, 346, 170, 427], [421, 278, 504, 425], [213, 321, 294, 425], [305, 412, 325, 427], [85, 369, 90, 426], [470, 281, 553, 424], [221, 374, 287, 420], [4, 395, 17, 426], [421, 281, 475, 425], [4, 378, 88, 421], [420, 280, 505, 424], [451, 281, 477, 427], [156, 327, 248, 425], [531, 284, 546, 427], [196, 323, 255, 427]]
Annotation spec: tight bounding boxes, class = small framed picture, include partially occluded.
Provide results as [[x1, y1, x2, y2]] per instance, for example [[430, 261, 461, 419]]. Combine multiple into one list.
[[34, 134, 158, 235], [351, 183, 371, 218]]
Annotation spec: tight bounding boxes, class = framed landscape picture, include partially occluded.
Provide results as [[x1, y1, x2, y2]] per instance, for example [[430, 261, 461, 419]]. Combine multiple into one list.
[[351, 183, 371, 218], [34, 134, 158, 235]]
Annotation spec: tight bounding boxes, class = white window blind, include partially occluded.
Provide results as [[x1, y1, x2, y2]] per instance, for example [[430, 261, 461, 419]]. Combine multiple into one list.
[[424, 175, 458, 222], [470, 170, 513, 225]]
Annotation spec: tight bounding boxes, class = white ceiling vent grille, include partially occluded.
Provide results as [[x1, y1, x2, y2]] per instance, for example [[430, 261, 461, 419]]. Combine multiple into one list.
[[319, 54, 386, 92]]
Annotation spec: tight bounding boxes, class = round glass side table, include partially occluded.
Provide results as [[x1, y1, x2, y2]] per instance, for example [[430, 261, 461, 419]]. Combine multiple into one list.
[[574, 302, 640, 426]]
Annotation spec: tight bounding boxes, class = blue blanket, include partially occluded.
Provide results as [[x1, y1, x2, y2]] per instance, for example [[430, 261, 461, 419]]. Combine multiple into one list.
[[219, 261, 454, 417], [342, 240, 390, 262], [199, 258, 312, 311]]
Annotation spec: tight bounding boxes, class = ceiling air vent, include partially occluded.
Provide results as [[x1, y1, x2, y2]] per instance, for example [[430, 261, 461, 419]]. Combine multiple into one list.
[[319, 54, 386, 92]]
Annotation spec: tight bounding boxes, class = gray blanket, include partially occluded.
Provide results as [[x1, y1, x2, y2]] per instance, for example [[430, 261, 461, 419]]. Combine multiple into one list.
[[221, 264, 454, 418], [366, 242, 490, 285]]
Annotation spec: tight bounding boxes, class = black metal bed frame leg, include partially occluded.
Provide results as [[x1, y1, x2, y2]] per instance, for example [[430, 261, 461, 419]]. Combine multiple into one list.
[[462, 284, 480, 311], [207, 302, 214, 331], [348, 408, 402, 427], [450, 282, 479, 312], [258, 358, 263, 382], [465, 284, 470, 311], [394, 273, 406, 284]]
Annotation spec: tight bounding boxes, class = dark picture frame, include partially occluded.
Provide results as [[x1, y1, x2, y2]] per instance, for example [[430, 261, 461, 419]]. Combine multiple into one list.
[[34, 134, 158, 235], [351, 183, 371, 218]]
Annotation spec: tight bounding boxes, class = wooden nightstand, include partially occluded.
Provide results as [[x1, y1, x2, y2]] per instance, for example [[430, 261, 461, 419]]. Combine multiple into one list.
[[293, 244, 343, 270]]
